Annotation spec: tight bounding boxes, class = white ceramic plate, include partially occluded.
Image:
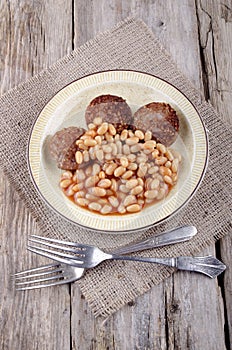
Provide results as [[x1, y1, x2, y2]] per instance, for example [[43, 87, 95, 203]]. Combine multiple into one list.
[[28, 70, 208, 233]]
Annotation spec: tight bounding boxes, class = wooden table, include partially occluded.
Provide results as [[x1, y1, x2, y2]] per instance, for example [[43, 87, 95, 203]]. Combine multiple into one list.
[[0, 1, 231, 349]]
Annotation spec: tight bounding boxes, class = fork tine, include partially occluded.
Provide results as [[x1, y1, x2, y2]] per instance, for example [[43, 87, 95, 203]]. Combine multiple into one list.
[[27, 244, 86, 263], [14, 268, 63, 280], [16, 276, 79, 291], [30, 235, 89, 248], [27, 247, 83, 266], [15, 274, 65, 286], [28, 237, 85, 254], [13, 263, 59, 276]]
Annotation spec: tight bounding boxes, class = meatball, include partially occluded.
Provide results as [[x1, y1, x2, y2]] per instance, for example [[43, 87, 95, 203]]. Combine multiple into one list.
[[85, 95, 133, 133], [133, 102, 179, 146], [49, 127, 85, 170]]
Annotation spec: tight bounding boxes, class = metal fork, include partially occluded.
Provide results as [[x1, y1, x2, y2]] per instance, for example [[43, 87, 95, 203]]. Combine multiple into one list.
[[15, 225, 196, 290], [28, 235, 226, 279], [14, 263, 84, 290]]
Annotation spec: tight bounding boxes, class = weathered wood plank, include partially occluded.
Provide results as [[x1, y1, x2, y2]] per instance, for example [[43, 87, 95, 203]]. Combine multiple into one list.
[[196, 0, 232, 347], [0, 1, 72, 349]]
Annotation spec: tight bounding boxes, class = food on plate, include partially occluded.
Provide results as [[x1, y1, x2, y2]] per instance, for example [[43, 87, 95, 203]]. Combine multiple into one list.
[[133, 102, 179, 146], [49, 126, 85, 170], [59, 117, 181, 215], [85, 94, 133, 133]]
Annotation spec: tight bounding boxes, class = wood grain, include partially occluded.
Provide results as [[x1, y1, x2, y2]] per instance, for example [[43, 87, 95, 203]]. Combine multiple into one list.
[[0, 1, 72, 349], [0, 0, 231, 349]]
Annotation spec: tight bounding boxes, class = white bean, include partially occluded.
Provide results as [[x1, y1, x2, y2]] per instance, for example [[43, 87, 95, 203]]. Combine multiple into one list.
[[88, 202, 102, 211], [100, 204, 112, 214], [124, 195, 137, 207]]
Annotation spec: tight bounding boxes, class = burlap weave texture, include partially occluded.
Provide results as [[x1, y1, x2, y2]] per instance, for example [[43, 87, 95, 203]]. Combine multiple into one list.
[[0, 18, 231, 317]]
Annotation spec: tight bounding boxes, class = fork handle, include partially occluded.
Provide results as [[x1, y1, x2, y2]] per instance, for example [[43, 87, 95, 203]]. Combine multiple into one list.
[[112, 225, 197, 255], [111, 255, 226, 278]]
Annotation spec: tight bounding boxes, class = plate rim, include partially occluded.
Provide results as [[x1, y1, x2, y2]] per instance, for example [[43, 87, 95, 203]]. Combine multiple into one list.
[[27, 69, 209, 233]]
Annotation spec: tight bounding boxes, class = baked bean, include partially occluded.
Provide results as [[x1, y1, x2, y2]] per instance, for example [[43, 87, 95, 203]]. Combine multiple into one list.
[[100, 204, 112, 214], [74, 191, 85, 199], [97, 122, 108, 135], [165, 149, 174, 161], [98, 179, 112, 188], [143, 140, 156, 149], [119, 184, 130, 193], [130, 144, 142, 153], [157, 143, 166, 154], [134, 129, 144, 140], [75, 151, 83, 164], [131, 185, 143, 195], [124, 195, 137, 207], [172, 158, 179, 173], [108, 124, 116, 136], [92, 163, 101, 176], [126, 136, 139, 145], [144, 131, 152, 141], [120, 157, 129, 168], [65, 185, 75, 196], [84, 138, 97, 147], [148, 165, 159, 174], [122, 144, 130, 155], [89, 187, 107, 197], [120, 129, 128, 141], [122, 170, 134, 179], [127, 162, 138, 171], [88, 202, 102, 211], [118, 204, 126, 214], [105, 163, 118, 175], [96, 149, 104, 162], [126, 204, 141, 213], [95, 135, 102, 144], [111, 143, 118, 156], [144, 190, 158, 199], [76, 198, 89, 207], [72, 183, 84, 191], [110, 178, 118, 192], [127, 154, 136, 162], [137, 163, 148, 177], [155, 156, 167, 165], [137, 178, 144, 187], [152, 149, 159, 158], [116, 140, 122, 154], [114, 166, 126, 177], [99, 171, 106, 179], [126, 179, 139, 189], [165, 160, 172, 168], [108, 196, 119, 207], [159, 166, 172, 177], [164, 175, 173, 185]]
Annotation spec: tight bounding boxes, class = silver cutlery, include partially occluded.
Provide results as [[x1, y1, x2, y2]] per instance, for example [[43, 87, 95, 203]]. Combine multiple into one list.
[[27, 228, 226, 279], [15, 225, 196, 290], [14, 263, 83, 290]]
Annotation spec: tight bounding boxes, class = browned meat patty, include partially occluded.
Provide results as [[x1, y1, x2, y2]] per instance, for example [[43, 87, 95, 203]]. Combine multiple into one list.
[[133, 102, 179, 146], [49, 127, 85, 170], [85, 95, 133, 133]]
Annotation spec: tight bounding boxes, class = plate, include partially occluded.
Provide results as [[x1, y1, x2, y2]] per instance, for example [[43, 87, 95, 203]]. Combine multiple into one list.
[[28, 70, 208, 233]]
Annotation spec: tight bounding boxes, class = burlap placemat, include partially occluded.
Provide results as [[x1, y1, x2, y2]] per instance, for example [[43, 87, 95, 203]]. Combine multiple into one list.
[[0, 18, 231, 317]]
